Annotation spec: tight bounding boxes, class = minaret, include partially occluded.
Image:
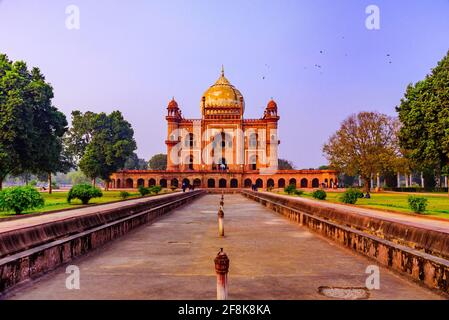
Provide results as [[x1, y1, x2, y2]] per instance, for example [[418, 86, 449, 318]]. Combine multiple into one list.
[[165, 97, 182, 171], [264, 99, 280, 169]]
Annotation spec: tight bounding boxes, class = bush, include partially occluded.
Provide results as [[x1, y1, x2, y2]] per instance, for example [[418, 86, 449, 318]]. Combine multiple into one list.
[[294, 189, 304, 196], [0, 186, 45, 215], [340, 188, 362, 204], [284, 184, 297, 195], [408, 196, 428, 213], [312, 189, 327, 200], [67, 184, 103, 205], [119, 191, 130, 200], [150, 185, 162, 194], [138, 186, 150, 196]]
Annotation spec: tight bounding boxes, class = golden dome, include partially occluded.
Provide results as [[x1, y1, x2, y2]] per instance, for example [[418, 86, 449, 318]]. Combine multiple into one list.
[[201, 67, 244, 113]]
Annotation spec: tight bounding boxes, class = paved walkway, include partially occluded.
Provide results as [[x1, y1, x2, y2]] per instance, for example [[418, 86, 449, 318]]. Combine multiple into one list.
[[0, 192, 178, 234], [267, 192, 449, 234], [4, 194, 444, 300]]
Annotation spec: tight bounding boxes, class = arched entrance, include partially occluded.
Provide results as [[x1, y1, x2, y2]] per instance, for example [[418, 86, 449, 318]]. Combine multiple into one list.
[[219, 178, 227, 188], [312, 178, 319, 188], [289, 178, 296, 188], [137, 178, 145, 188], [278, 178, 285, 188], [125, 178, 133, 188], [249, 155, 257, 170], [207, 179, 215, 188], [160, 179, 167, 188], [267, 179, 274, 188], [244, 179, 252, 188], [300, 178, 308, 188], [117, 179, 121, 188], [193, 178, 201, 188], [182, 178, 190, 187], [148, 178, 156, 187], [171, 178, 179, 188], [230, 179, 238, 188], [256, 178, 263, 188]]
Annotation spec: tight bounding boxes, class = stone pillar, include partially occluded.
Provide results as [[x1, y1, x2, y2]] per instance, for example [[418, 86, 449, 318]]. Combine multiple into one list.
[[445, 176, 448, 188], [397, 172, 401, 188], [214, 248, 229, 300], [358, 176, 362, 187], [376, 173, 380, 191], [218, 207, 224, 237], [405, 174, 409, 187]]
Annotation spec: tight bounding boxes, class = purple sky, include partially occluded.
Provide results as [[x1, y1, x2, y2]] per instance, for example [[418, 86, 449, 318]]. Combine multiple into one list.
[[0, 0, 448, 168]]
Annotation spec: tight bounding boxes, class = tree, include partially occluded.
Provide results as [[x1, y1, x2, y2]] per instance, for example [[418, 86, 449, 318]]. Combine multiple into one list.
[[64, 110, 97, 163], [0, 55, 35, 189], [323, 111, 400, 192], [123, 153, 148, 170], [0, 54, 70, 190], [27, 67, 73, 193], [396, 51, 449, 185], [278, 158, 294, 170], [78, 111, 136, 189], [148, 154, 167, 170]]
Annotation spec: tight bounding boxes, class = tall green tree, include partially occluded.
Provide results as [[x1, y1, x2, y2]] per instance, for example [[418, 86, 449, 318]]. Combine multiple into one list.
[[0, 54, 69, 190], [148, 153, 167, 170], [27, 67, 72, 193], [396, 51, 449, 182], [0, 55, 34, 189], [64, 110, 96, 163], [77, 111, 136, 189], [323, 111, 400, 192]]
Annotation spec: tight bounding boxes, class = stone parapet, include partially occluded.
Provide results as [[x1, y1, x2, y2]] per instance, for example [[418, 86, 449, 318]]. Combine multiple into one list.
[[0, 190, 204, 295], [242, 190, 449, 295]]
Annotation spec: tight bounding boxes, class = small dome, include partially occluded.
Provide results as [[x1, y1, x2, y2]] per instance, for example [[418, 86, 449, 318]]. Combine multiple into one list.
[[201, 67, 244, 113], [167, 97, 178, 109], [267, 99, 277, 109]]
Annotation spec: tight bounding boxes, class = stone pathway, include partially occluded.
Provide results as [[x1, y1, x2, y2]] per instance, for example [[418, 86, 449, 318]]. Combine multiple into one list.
[[4, 194, 445, 300]]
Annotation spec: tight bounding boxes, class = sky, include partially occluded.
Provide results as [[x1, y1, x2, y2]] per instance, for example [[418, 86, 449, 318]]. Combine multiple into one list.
[[0, 0, 448, 168]]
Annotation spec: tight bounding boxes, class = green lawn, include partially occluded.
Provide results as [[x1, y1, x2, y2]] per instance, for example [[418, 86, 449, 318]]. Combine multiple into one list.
[[0, 190, 172, 218], [275, 190, 449, 219]]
